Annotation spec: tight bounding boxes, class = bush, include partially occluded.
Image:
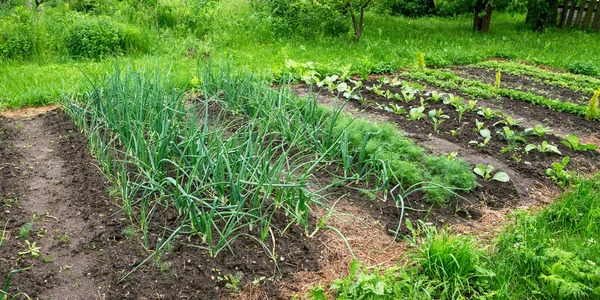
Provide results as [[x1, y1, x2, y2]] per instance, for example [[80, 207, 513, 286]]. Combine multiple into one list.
[[255, 0, 349, 38], [65, 17, 148, 59], [378, 0, 436, 17], [434, 0, 473, 16], [0, 20, 37, 59], [568, 61, 599, 76]]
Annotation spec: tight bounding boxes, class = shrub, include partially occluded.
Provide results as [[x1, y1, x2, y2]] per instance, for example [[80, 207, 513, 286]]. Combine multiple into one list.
[[0, 20, 37, 59], [255, 0, 349, 38], [434, 0, 473, 17], [378, 0, 436, 17], [568, 61, 599, 76], [64, 17, 147, 59]]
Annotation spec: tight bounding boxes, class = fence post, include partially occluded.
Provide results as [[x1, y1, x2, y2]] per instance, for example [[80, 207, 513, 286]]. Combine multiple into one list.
[[582, 0, 598, 28]]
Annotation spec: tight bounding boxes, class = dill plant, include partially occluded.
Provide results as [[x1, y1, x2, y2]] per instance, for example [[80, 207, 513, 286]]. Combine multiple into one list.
[[586, 89, 599, 120]]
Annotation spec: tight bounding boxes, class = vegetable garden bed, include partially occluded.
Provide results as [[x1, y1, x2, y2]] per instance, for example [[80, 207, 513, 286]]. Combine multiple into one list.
[[1, 60, 599, 299]]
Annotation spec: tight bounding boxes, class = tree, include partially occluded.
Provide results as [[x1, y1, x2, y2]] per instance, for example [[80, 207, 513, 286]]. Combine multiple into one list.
[[329, 0, 374, 41], [473, 0, 494, 32]]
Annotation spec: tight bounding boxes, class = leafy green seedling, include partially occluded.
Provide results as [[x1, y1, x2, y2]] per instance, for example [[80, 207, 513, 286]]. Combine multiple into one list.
[[477, 107, 501, 120], [427, 90, 441, 102], [455, 103, 468, 122], [390, 77, 402, 87], [561, 134, 597, 151], [473, 164, 510, 182], [494, 115, 521, 127], [407, 106, 426, 120], [428, 109, 449, 132], [525, 141, 561, 155], [389, 103, 406, 115], [474, 119, 485, 132], [498, 126, 526, 144], [467, 100, 478, 111], [469, 129, 491, 148], [401, 88, 417, 102], [525, 125, 552, 137], [545, 156, 578, 187]]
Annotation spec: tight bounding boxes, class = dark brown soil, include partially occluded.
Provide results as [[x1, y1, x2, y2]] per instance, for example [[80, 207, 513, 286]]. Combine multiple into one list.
[[402, 73, 600, 136], [454, 66, 591, 105], [0, 109, 320, 299], [295, 74, 600, 237]]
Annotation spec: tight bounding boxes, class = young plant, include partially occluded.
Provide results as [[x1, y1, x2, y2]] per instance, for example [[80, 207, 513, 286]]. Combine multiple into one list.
[[525, 125, 552, 137], [469, 128, 491, 148], [427, 90, 442, 102], [474, 119, 485, 132], [366, 82, 385, 97], [545, 156, 578, 187], [390, 77, 402, 87], [494, 71, 502, 91], [467, 100, 478, 111], [401, 87, 417, 102], [473, 164, 510, 182], [477, 107, 501, 120], [389, 103, 407, 115], [416, 52, 426, 72], [428, 109, 450, 132], [494, 115, 521, 127], [525, 141, 562, 155], [585, 89, 599, 120], [498, 126, 526, 146], [561, 134, 597, 151], [455, 103, 469, 122], [407, 106, 426, 120]]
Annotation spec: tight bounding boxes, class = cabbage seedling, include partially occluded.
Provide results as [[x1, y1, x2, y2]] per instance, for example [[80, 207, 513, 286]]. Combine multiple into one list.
[[407, 106, 426, 120], [473, 164, 510, 182], [561, 134, 597, 151], [525, 141, 561, 155]]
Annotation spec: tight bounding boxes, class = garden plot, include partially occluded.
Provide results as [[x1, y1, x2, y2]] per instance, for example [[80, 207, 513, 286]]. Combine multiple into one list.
[[2, 62, 598, 299], [298, 61, 599, 233]]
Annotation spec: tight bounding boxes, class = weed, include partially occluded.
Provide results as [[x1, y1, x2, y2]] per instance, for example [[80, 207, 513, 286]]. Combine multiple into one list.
[[545, 156, 578, 188], [18, 240, 40, 258], [18, 223, 32, 240]]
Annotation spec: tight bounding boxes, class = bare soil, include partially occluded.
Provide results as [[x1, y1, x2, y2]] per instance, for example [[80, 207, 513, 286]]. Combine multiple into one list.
[[0, 109, 320, 299]]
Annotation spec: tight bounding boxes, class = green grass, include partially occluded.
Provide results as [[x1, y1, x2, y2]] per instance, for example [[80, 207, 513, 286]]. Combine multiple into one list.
[[2, 0, 600, 110]]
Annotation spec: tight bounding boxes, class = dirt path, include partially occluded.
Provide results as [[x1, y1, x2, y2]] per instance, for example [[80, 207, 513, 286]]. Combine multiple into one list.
[[1, 110, 118, 298]]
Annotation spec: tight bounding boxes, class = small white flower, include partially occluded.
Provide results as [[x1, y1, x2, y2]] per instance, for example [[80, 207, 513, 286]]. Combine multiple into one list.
[[589, 238, 597, 244]]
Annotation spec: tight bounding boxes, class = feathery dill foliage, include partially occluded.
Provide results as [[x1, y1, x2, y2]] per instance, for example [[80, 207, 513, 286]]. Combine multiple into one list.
[[586, 89, 599, 120], [494, 71, 501, 90], [197, 63, 477, 204], [61, 66, 320, 259], [415, 52, 427, 72]]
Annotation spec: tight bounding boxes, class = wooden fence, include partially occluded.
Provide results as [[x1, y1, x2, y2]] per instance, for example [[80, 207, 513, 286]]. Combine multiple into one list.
[[558, 0, 600, 31]]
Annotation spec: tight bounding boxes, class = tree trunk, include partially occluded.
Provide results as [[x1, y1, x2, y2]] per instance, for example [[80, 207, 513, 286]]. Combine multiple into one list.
[[473, 0, 494, 32]]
